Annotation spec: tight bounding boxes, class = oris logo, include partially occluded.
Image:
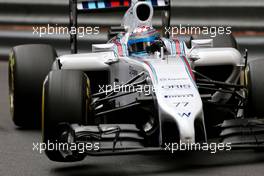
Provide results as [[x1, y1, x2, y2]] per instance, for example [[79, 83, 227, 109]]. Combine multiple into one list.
[[162, 84, 191, 90]]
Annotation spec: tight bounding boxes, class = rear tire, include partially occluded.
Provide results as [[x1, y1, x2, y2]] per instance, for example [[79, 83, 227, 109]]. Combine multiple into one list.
[[42, 70, 92, 162], [9, 44, 56, 128], [246, 59, 264, 117]]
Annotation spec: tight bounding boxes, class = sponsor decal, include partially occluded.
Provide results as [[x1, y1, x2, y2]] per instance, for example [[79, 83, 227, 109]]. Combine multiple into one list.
[[164, 94, 194, 98], [161, 84, 191, 90], [159, 78, 187, 81], [174, 102, 189, 107], [178, 112, 191, 118]]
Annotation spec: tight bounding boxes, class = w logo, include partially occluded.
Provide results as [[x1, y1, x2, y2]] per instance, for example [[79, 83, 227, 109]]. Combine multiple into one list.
[[178, 112, 191, 118]]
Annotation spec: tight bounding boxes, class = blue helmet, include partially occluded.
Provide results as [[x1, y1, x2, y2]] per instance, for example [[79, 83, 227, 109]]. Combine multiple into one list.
[[127, 26, 160, 56]]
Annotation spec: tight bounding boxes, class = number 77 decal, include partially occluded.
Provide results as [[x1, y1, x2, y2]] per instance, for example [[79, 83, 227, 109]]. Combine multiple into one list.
[[174, 102, 189, 107]]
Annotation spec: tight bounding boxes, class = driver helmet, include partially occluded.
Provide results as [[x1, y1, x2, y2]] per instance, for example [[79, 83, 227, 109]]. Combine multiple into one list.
[[127, 26, 160, 56]]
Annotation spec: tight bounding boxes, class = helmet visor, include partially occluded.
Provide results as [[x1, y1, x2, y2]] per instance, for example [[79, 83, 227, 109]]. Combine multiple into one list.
[[128, 41, 152, 54]]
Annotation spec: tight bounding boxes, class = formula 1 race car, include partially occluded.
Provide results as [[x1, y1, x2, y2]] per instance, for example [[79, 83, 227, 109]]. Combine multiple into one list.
[[9, 0, 264, 162]]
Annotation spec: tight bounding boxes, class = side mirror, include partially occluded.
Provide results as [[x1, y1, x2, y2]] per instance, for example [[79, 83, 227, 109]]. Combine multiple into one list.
[[187, 39, 213, 61], [92, 44, 115, 53], [191, 39, 213, 49]]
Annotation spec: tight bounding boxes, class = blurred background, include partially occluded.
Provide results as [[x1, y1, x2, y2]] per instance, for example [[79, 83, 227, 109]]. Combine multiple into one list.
[[0, 0, 264, 60]]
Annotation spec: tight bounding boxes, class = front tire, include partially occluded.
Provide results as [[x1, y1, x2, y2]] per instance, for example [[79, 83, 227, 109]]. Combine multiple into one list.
[[42, 70, 92, 162], [9, 44, 56, 128]]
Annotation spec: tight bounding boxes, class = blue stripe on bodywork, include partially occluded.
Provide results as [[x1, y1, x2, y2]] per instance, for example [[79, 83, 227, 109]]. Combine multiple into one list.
[[180, 41, 185, 55]]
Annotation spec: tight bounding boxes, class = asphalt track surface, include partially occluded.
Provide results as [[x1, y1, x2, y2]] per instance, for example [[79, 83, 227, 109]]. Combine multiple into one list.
[[1, 60, 264, 176]]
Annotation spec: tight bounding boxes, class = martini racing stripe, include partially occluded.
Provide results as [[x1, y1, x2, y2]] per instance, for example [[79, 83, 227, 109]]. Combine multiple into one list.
[[181, 56, 195, 81], [143, 61, 158, 83], [175, 39, 181, 56], [162, 38, 185, 57]]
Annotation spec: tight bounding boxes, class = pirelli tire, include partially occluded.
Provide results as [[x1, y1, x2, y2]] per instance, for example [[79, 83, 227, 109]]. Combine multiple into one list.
[[42, 70, 92, 162], [246, 59, 264, 117], [8, 44, 56, 128]]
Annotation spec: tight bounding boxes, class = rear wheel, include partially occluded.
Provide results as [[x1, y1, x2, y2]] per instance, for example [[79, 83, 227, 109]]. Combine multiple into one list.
[[9, 44, 56, 128], [246, 59, 264, 117], [42, 70, 92, 162]]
